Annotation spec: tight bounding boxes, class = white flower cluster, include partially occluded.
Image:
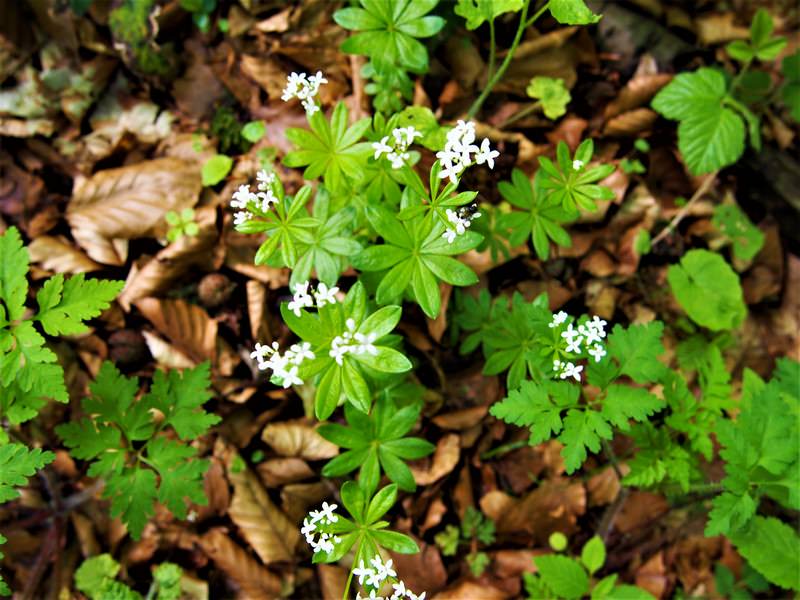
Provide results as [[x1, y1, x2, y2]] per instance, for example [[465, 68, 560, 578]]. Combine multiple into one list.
[[372, 126, 423, 169], [549, 313, 607, 382], [287, 280, 339, 317], [230, 170, 277, 226], [282, 71, 327, 116], [436, 120, 499, 184], [330, 318, 378, 366], [353, 555, 426, 600], [251, 340, 314, 388], [442, 207, 481, 244], [301, 502, 341, 555]]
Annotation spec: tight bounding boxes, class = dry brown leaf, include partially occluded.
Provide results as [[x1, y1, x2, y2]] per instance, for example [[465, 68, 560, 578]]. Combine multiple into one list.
[[117, 206, 222, 310], [199, 528, 283, 599], [222, 441, 300, 564], [225, 241, 290, 288], [390, 541, 448, 597], [410, 434, 460, 486], [605, 74, 672, 119], [432, 406, 488, 431], [257, 457, 314, 487], [27, 235, 102, 273], [318, 564, 347, 600], [247, 279, 270, 341], [695, 13, 749, 45], [604, 108, 658, 137], [136, 298, 217, 365], [635, 551, 669, 599], [261, 420, 339, 461], [241, 55, 286, 99], [615, 491, 669, 534], [281, 482, 330, 524], [586, 466, 622, 507], [141, 330, 195, 369], [491, 549, 543, 579], [67, 158, 201, 265], [432, 580, 509, 600], [420, 497, 448, 534]]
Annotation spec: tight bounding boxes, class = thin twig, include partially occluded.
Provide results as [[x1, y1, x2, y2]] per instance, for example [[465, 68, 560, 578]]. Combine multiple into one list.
[[651, 171, 718, 247], [349, 54, 366, 121]]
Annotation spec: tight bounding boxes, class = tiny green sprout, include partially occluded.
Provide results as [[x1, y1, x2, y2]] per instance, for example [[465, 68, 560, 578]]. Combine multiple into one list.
[[250, 450, 265, 463], [634, 138, 651, 153], [549, 531, 568, 551], [218, 18, 229, 33], [165, 208, 199, 243], [201, 154, 233, 186], [526, 76, 571, 120]]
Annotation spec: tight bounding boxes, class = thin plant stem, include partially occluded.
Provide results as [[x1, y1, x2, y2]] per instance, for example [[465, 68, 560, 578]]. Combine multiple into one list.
[[499, 100, 542, 128], [467, 0, 550, 118], [651, 171, 718, 246], [481, 439, 528, 460]]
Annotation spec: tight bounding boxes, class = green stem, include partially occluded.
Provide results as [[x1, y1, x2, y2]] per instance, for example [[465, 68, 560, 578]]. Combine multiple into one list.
[[342, 539, 364, 600], [487, 19, 497, 81], [481, 439, 528, 460], [467, 0, 549, 118], [729, 59, 753, 95], [499, 100, 542, 128]]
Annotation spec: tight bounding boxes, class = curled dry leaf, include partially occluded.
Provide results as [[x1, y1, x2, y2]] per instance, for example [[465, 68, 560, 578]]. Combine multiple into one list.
[[27, 235, 102, 273], [318, 564, 347, 600], [136, 297, 217, 365], [117, 205, 222, 310], [67, 157, 201, 265], [432, 580, 509, 600], [247, 280, 270, 341], [261, 420, 339, 461], [410, 433, 460, 486], [604, 74, 673, 119], [257, 457, 314, 488], [635, 551, 669, 599], [281, 482, 330, 524], [390, 540, 448, 597], [604, 108, 659, 137], [141, 330, 194, 370], [199, 528, 283, 599], [615, 491, 669, 534], [221, 441, 300, 565], [432, 406, 488, 431]]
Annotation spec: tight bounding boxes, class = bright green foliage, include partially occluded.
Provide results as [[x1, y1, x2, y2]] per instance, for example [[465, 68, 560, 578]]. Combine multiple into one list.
[[498, 169, 576, 259], [489, 319, 668, 473], [108, 0, 171, 76], [434, 507, 495, 576], [714, 562, 770, 599], [712, 204, 764, 261], [537, 140, 616, 213], [781, 51, 800, 122], [241, 120, 266, 143], [527, 76, 571, 120], [0, 535, 8, 595], [455, 0, 523, 30], [667, 249, 746, 331], [726, 9, 787, 63], [284, 102, 372, 193], [179, 0, 217, 33], [524, 536, 655, 600], [318, 396, 434, 493], [622, 422, 693, 493], [56, 362, 219, 540], [397, 161, 478, 232], [352, 203, 481, 318], [290, 190, 362, 287], [334, 0, 444, 73], [279, 281, 411, 418], [0, 227, 123, 428], [74, 553, 182, 600], [728, 517, 800, 592], [548, 0, 602, 25], [165, 208, 199, 243], [652, 68, 754, 174], [311, 482, 418, 565], [235, 179, 319, 270], [201, 154, 233, 186], [0, 443, 55, 503]]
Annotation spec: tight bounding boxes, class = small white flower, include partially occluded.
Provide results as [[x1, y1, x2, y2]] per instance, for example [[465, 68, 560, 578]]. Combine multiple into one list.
[[283, 71, 326, 115], [353, 561, 373, 586], [561, 362, 583, 382], [441, 228, 457, 243], [565, 335, 583, 354], [280, 365, 303, 387], [474, 138, 499, 169], [573, 159, 584, 171], [549, 311, 569, 328], [590, 315, 607, 337], [588, 343, 607, 362], [256, 170, 275, 191], [391, 581, 407, 599], [318, 501, 338, 523], [231, 184, 254, 209], [387, 151, 410, 169], [373, 136, 393, 159], [314, 282, 339, 307], [233, 211, 252, 226], [553, 359, 562, 371], [301, 518, 316, 539], [561, 323, 581, 344], [289, 342, 315, 364]]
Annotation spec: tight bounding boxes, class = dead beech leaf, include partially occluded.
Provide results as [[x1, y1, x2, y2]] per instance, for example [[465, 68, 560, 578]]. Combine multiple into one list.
[[199, 528, 282, 599], [410, 433, 460, 486], [67, 158, 201, 265], [390, 540, 448, 596], [141, 330, 195, 369], [695, 13, 750, 45], [136, 298, 216, 365], [318, 564, 347, 600], [432, 406, 488, 431], [604, 108, 658, 137], [261, 421, 339, 461], [257, 457, 314, 487], [222, 442, 299, 565], [247, 280, 270, 341], [225, 241, 290, 288], [495, 478, 586, 542], [492, 549, 543, 579], [281, 482, 330, 524], [241, 55, 286, 99], [605, 74, 672, 119], [27, 235, 102, 273], [432, 580, 509, 600], [615, 491, 668, 534], [635, 551, 669, 599], [117, 206, 222, 310], [586, 466, 622, 507]]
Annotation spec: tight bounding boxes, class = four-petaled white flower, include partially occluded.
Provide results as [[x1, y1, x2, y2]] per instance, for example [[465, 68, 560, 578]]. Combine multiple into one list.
[[435, 120, 496, 184], [373, 136, 393, 159], [282, 71, 327, 115], [373, 126, 422, 169], [573, 159, 584, 171], [314, 282, 339, 307], [588, 343, 607, 362], [549, 311, 569, 328], [475, 138, 499, 169], [560, 362, 583, 381]]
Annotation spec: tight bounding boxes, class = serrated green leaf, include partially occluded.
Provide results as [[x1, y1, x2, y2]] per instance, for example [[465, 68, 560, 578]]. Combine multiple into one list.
[[0, 226, 29, 324], [454, 0, 523, 30], [601, 385, 665, 432], [667, 249, 746, 331], [728, 516, 800, 590], [549, 0, 601, 25], [712, 204, 765, 261], [105, 467, 158, 540], [527, 76, 571, 120], [147, 362, 220, 440], [533, 554, 590, 599], [35, 273, 123, 336], [607, 321, 666, 383], [677, 107, 745, 175], [558, 409, 613, 473], [0, 443, 55, 503]]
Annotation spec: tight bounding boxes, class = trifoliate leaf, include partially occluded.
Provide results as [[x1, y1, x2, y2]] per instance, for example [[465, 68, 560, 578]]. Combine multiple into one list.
[[533, 554, 590, 599], [558, 409, 613, 473], [455, 0, 524, 30], [0, 226, 29, 323], [526, 76, 571, 120], [667, 249, 746, 331], [0, 443, 55, 503], [728, 516, 800, 591], [549, 0, 601, 25], [607, 321, 667, 383], [147, 362, 219, 440], [35, 273, 123, 336]]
